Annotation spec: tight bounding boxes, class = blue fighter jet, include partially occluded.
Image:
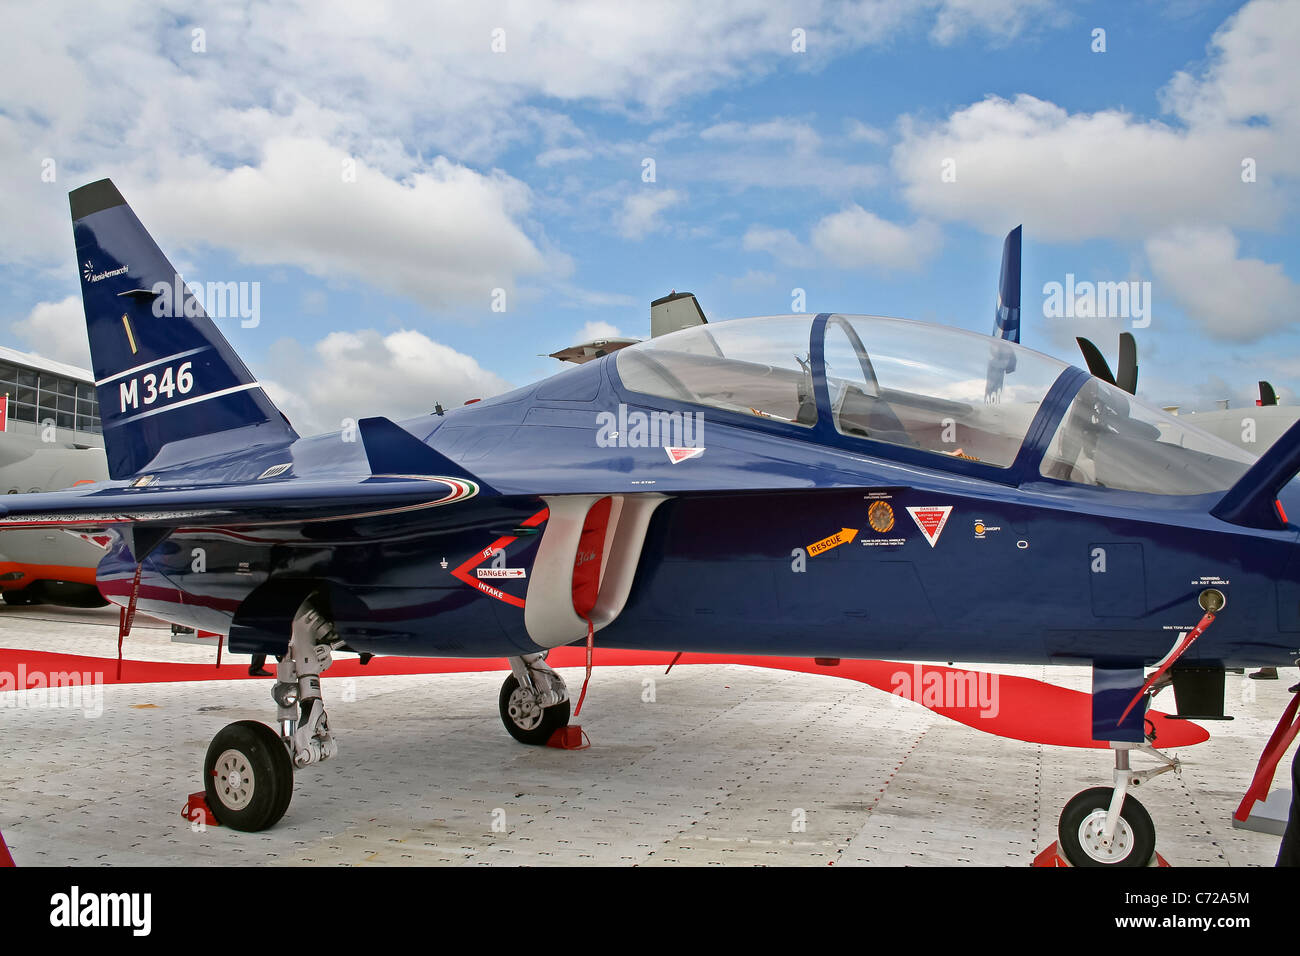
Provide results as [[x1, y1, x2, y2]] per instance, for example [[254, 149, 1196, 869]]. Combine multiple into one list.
[[4, 179, 1298, 866]]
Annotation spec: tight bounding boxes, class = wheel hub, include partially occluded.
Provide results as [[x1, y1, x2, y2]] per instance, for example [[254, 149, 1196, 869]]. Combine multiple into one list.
[[1078, 809, 1133, 863], [507, 687, 544, 731], [213, 749, 256, 811]]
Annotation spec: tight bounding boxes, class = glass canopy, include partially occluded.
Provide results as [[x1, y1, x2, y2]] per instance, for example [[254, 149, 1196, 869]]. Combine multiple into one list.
[[615, 314, 1257, 492]]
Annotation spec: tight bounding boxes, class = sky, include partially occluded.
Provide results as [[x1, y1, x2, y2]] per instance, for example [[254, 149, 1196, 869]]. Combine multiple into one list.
[[1, 0, 1297, 435]]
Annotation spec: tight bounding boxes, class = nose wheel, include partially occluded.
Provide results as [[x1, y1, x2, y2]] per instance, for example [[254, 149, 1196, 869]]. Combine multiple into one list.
[[1058, 787, 1156, 866], [1054, 743, 1175, 866]]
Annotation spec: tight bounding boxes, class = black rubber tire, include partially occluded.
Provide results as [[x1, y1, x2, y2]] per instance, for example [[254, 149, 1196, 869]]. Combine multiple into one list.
[[203, 720, 294, 832], [2, 589, 40, 606], [498, 673, 571, 745], [1058, 786, 1156, 867]]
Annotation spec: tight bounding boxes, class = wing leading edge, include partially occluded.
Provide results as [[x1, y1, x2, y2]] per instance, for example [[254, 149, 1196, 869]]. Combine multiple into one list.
[[0, 475, 482, 531]]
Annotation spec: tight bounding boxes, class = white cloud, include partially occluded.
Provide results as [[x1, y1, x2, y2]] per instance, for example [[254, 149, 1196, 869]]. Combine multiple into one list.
[[892, 0, 1300, 240], [893, 93, 1281, 241], [575, 321, 626, 341], [700, 119, 823, 155], [844, 119, 890, 145], [9, 296, 90, 369], [930, 0, 1063, 45], [745, 208, 941, 271], [731, 269, 779, 292], [810, 205, 941, 270], [263, 328, 512, 436], [132, 137, 550, 311], [1146, 227, 1299, 342], [617, 188, 684, 239], [0, 0, 1067, 292], [743, 226, 812, 266], [684, 118, 881, 194], [536, 146, 594, 166]]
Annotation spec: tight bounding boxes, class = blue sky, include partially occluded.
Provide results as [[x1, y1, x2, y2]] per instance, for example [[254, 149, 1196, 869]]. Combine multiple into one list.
[[2, 0, 1296, 434]]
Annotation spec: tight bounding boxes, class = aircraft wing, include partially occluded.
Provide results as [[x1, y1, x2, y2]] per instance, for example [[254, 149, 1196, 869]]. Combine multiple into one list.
[[0, 475, 483, 531]]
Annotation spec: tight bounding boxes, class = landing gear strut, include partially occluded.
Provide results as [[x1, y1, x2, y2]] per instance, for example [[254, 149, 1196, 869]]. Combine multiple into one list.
[[204, 594, 342, 831], [1057, 743, 1177, 866], [499, 652, 571, 745]]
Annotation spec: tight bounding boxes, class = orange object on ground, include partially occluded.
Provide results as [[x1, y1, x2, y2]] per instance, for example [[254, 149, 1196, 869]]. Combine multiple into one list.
[[1033, 840, 1169, 867]]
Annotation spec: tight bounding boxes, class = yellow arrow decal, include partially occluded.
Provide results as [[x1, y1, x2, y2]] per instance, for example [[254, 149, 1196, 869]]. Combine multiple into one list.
[[807, 527, 859, 557]]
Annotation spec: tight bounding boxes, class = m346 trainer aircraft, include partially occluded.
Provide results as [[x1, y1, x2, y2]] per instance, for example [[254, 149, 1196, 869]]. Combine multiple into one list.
[[3, 179, 1297, 866]]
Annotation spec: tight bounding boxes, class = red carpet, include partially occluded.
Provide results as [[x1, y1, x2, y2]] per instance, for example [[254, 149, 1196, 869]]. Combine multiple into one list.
[[0, 646, 1208, 749]]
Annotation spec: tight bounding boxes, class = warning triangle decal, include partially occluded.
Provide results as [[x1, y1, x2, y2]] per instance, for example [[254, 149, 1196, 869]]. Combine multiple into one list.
[[906, 505, 953, 548], [665, 446, 705, 463]]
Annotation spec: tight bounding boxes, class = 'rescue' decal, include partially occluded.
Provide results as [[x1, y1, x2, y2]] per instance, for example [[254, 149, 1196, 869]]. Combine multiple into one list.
[[807, 527, 858, 556], [907, 505, 953, 548]]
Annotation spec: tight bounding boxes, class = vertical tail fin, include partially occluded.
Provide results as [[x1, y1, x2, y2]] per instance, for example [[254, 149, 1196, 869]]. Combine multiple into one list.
[[985, 225, 1022, 399], [992, 225, 1022, 342], [70, 179, 297, 478]]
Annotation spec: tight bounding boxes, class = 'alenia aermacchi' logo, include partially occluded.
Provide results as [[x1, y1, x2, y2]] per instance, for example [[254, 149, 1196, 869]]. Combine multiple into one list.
[[83, 260, 129, 283]]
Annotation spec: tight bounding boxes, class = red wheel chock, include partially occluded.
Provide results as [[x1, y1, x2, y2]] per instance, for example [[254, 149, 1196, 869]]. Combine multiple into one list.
[[0, 828, 14, 867], [1033, 840, 1169, 867], [182, 791, 221, 827], [547, 726, 589, 750]]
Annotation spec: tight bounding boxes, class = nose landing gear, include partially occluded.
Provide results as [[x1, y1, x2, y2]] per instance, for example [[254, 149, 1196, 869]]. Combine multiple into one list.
[[1055, 743, 1178, 867]]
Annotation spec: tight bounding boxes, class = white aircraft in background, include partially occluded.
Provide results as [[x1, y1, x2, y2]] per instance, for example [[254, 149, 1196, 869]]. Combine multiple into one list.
[[548, 291, 707, 365], [0, 345, 109, 607]]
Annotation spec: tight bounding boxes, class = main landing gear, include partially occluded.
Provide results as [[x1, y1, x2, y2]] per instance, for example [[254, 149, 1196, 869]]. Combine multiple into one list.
[[1056, 743, 1178, 866], [499, 652, 571, 745], [203, 595, 342, 831]]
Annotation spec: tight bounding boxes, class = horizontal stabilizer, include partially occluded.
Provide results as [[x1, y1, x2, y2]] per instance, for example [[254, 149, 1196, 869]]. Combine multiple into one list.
[[1211, 417, 1300, 529], [358, 417, 495, 492]]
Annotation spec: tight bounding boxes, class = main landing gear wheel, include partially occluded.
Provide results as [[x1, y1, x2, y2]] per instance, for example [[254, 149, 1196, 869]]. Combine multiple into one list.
[[203, 720, 295, 832], [499, 673, 571, 745], [1058, 786, 1156, 867]]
